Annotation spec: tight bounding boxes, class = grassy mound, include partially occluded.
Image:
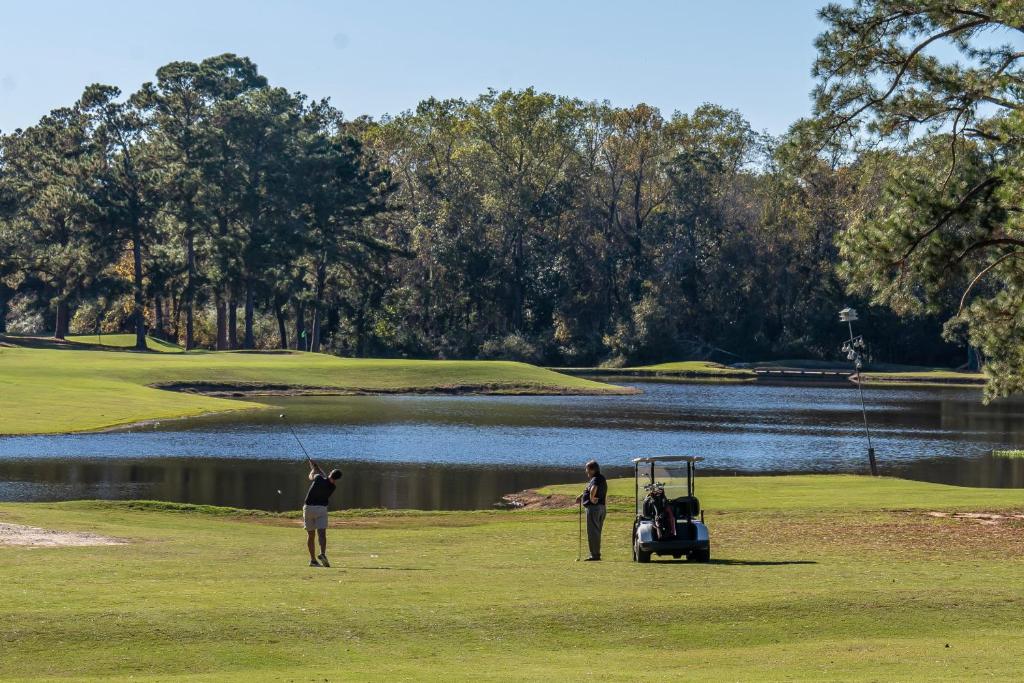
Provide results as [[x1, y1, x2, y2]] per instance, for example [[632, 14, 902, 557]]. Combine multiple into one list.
[[631, 360, 754, 376], [66, 333, 185, 353], [858, 368, 985, 386], [2, 474, 1024, 680], [0, 338, 628, 435], [557, 361, 755, 381]]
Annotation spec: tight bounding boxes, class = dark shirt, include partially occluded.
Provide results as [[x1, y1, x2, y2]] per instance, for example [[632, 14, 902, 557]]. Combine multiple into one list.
[[583, 473, 607, 506], [304, 474, 336, 507]]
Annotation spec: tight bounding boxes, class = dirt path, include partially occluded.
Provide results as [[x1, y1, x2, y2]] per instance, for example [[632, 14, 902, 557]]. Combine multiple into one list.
[[502, 489, 576, 510], [0, 522, 127, 547]]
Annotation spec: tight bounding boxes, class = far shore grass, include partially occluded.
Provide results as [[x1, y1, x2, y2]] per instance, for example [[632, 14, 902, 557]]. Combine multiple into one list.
[[993, 450, 1024, 459], [3, 474, 1024, 680], [557, 358, 986, 387], [555, 360, 756, 381], [0, 335, 628, 435]]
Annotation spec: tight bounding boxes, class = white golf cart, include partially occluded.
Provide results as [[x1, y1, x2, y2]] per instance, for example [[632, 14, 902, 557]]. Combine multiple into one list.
[[632, 456, 710, 563]]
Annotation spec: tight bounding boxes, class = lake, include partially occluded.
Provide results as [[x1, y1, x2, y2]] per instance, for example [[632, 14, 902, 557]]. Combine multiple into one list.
[[2, 381, 1024, 510]]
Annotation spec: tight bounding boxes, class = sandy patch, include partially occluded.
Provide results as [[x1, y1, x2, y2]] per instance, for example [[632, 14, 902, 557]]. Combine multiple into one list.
[[502, 489, 576, 510], [925, 511, 1024, 526], [0, 523, 128, 548]]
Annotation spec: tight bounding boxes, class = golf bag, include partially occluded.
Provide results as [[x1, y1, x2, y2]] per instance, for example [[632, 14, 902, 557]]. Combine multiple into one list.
[[642, 487, 677, 540]]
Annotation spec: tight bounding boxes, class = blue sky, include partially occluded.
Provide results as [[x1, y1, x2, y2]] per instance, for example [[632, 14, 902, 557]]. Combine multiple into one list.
[[0, 0, 827, 134]]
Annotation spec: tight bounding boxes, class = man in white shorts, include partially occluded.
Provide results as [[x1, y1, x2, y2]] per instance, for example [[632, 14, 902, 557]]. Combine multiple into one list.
[[303, 460, 342, 567]]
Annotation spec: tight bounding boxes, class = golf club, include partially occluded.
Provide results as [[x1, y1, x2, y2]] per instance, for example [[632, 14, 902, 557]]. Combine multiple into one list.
[[279, 413, 314, 467], [576, 498, 582, 562]]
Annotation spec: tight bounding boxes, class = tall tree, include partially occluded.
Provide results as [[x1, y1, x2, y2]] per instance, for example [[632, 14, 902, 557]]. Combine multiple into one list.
[[814, 0, 1024, 397], [136, 54, 266, 349], [0, 107, 106, 338], [80, 84, 162, 351], [208, 86, 302, 349], [293, 101, 397, 352]]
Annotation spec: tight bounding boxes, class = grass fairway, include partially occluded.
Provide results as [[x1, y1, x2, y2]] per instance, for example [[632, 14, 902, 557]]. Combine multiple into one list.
[[630, 360, 755, 377], [66, 333, 186, 353], [3, 475, 1024, 681], [0, 337, 626, 435], [557, 361, 756, 381], [858, 369, 986, 386]]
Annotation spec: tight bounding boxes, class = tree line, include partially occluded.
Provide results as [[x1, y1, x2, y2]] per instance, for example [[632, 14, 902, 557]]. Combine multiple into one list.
[[0, 54, 395, 353], [0, 47, 968, 366]]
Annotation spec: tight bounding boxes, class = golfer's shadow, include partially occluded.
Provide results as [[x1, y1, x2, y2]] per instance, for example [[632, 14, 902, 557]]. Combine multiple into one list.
[[333, 566, 434, 571], [647, 558, 817, 566]]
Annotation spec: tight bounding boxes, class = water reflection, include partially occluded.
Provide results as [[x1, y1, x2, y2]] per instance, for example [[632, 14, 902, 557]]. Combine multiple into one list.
[[0, 458, 625, 511]]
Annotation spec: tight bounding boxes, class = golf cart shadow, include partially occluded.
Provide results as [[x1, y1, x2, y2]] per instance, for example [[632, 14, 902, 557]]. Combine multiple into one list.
[[642, 558, 817, 566]]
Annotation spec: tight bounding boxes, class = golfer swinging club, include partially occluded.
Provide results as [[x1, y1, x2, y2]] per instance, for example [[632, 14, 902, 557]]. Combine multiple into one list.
[[575, 460, 607, 561], [303, 459, 342, 567]]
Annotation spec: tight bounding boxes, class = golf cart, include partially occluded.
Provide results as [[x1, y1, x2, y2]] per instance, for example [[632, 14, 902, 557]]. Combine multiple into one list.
[[632, 456, 710, 563]]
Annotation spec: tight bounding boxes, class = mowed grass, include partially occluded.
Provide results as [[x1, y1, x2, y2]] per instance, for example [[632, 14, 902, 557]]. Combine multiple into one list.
[[993, 450, 1024, 459], [858, 369, 986, 386], [3, 475, 1024, 681], [630, 360, 755, 377], [542, 473, 1024, 511], [0, 338, 626, 435], [66, 333, 186, 353]]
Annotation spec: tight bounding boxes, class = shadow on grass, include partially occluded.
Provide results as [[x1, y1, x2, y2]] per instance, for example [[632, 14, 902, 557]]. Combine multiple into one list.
[[645, 558, 817, 566], [330, 566, 434, 571], [0, 335, 152, 353]]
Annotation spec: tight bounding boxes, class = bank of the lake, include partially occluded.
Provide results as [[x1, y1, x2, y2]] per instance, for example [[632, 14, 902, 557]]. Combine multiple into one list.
[[555, 359, 987, 388], [0, 336, 630, 435], [2, 475, 1024, 681]]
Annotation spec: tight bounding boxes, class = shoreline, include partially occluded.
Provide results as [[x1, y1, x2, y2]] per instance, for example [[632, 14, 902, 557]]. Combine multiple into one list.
[[147, 380, 640, 398], [555, 367, 986, 388], [0, 382, 641, 437]]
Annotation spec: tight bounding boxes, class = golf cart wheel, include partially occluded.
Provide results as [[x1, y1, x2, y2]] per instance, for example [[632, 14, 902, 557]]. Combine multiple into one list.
[[634, 540, 651, 563], [692, 547, 711, 563]]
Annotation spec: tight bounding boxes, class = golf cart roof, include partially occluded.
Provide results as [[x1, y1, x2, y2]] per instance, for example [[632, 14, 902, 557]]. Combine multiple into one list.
[[632, 456, 704, 464]]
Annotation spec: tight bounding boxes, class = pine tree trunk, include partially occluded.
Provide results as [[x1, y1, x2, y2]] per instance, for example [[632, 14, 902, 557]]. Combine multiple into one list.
[[243, 279, 255, 349], [132, 230, 147, 351], [228, 300, 238, 350], [154, 295, 165, 341], [275, 300, 288, 350], [215, 293, 227, 350], [185, 231, 195, 350], [294, 302, 305, 351], [0, 286, 9, 334], [311, 260, 326, 353], [54, 299, 70, 340]]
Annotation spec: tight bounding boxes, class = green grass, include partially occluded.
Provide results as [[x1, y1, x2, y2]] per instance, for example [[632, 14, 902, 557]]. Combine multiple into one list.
[[541, 473, 1024, 512], [559, 361, 756, 380], [752, 359, 985, 385], [858, 369, 985, 385], [3, 475, 1024, 680], [630, 360, 753, 376], [0, 337, 627, 435], [66, 333, 185, 353], [993, 450, 1024, 459]]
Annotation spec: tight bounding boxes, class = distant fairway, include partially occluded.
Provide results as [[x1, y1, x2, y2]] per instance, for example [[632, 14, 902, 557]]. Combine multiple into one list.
[[0, 336, 628, 435], [66, 333, 185, 353]]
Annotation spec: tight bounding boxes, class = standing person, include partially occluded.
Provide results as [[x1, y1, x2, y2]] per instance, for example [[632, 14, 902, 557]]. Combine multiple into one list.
[[575, 460, 607, 561], [303, 460, 342, 567]]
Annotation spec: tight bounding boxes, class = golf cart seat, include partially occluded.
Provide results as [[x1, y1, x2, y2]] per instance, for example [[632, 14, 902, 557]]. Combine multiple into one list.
[[670, 496, 700, 519]]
